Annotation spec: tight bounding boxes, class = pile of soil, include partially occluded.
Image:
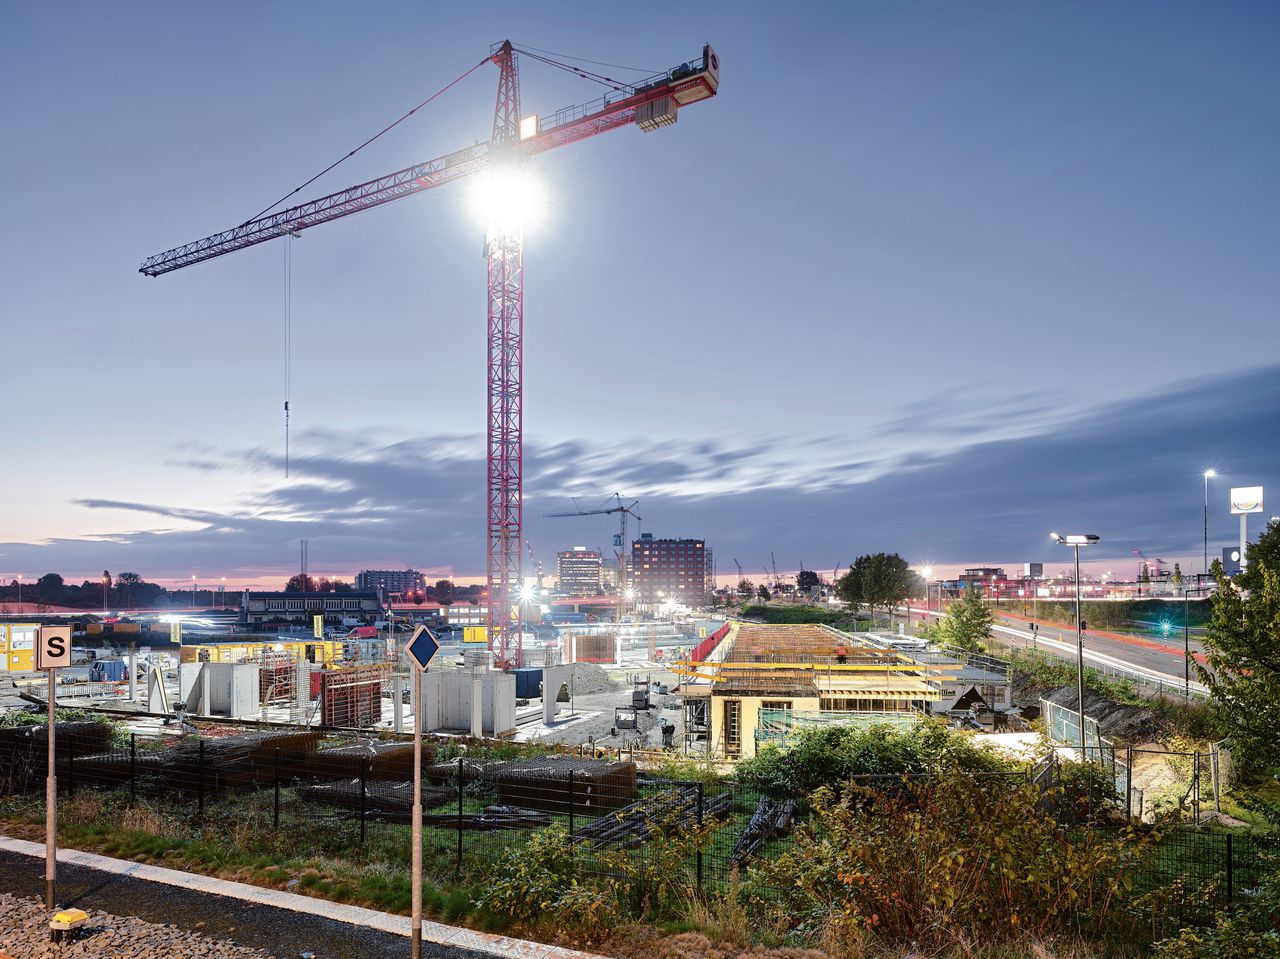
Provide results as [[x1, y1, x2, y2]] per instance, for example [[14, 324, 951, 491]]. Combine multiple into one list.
[[1040, 684, 1159, 743], [567, 662, 620, 695]]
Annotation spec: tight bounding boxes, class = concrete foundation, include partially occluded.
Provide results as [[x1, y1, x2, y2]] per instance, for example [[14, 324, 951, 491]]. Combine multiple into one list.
[[419, 668, 516, 736], [180, 662, 261, 718]]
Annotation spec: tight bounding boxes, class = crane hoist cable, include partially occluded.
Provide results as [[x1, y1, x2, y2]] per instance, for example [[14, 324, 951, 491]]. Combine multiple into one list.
[[284, 230, 295, 478], [507, 43, 658, 75]]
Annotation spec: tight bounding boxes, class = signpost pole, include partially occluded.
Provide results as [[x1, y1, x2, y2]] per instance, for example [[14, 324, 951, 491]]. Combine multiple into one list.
[[45, 665, 56, 908], [38, 624, 71, 909], [404, 624, 438, 959], [411, 666, 422, 959]]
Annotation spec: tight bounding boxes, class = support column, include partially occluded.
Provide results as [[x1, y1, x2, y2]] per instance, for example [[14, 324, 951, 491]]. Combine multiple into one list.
[[392, 675, 404, 734], [470, 674, 484, 738]]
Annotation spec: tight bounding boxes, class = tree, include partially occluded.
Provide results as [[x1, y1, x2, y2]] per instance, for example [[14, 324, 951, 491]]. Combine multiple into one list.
[[1240, 518, 1280, 592], [757, 585, 771, 602], [796, 569, 820, 591], [835, 559, 865, 608], [435, 579, 455, 605], [35, 573, 64, 603], [1172, 562, 1184, 589], [936, 584, 993, 652], [284, 574, 315, 592], [736, 578, 754, 601], [1196, 559, 1280, 771], [836, 553, 915, 621]]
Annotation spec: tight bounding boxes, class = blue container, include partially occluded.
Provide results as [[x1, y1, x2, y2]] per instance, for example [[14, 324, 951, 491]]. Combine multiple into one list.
[[513, 667, 543, 699], [90, 660, 128, 682]]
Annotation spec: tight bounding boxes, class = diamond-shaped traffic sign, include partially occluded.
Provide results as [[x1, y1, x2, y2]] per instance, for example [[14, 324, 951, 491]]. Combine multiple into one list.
[[406, 625, 440, 672]]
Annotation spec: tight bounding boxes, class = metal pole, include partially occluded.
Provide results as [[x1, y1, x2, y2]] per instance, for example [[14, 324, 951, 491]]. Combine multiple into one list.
[[696, 782, 704, 892], [455, 755, 463, 874], [45, 669, 57, 908], [411, 668, 423, 959], [360, 757, 368, 844], [130, 734, 137, 803], [1074, 545, 1086, 762], [273, 748, 281, 830], [1204, 474, 1209, 578], [1183, 588, 1190, 700]]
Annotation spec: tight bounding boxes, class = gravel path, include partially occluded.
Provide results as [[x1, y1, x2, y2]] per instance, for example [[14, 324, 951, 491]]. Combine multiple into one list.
[[0, 849, 472, 958], [0, 892, 276, 958]]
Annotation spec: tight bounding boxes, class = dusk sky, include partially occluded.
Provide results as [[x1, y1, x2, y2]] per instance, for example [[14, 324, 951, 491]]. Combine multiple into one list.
[[3, 2, 1278, 587]]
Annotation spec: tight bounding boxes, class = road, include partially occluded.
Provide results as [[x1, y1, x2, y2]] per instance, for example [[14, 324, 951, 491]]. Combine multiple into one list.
[[904, 606, 1208, 696]]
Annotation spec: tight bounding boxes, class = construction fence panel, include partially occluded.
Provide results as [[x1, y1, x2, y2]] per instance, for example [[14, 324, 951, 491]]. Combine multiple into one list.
[[1, 725, 1274, 915]]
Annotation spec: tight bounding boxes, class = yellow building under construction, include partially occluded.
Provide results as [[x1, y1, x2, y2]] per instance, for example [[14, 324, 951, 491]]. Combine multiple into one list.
[[676, 622, 945, 759]]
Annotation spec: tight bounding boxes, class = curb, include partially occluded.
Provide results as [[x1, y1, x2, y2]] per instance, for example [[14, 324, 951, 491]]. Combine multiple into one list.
[[0, 836, 605, 959]]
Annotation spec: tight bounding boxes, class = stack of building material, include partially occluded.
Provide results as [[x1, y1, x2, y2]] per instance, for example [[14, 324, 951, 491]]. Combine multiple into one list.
[[163, 729, 321, 790], [572, 785, 733, 849], [298, 779, 454, 820], [495, 757, 637, 812], [306, 740, 423, 781], [423, 757, 505, 785], [729, 796, 796, 866]]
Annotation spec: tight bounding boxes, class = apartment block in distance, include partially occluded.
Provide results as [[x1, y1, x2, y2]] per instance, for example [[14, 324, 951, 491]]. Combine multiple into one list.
[[355, 569, 426, 595], [631, 533, 713, 604], [556, 547, 602, 595]]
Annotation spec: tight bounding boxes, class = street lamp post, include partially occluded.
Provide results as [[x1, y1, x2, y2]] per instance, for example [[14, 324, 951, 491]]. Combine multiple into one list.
[[1183, 583, 1212, 700], [1052, 532, 1100, 760], [1203, 470, 1216, 581]]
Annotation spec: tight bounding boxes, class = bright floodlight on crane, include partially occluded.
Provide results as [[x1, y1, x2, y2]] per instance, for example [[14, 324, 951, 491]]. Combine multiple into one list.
[[468, 165, 544, 236]]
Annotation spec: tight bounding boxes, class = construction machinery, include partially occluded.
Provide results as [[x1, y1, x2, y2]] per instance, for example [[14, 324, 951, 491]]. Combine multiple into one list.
[[140, 42, 719, 668]]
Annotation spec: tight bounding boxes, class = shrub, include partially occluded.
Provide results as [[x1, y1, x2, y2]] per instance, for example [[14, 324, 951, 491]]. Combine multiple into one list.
[[1151, 865, 1280, 959], [735, 722, 1012, 795], [476, 824, 614, 933], [745, 774, 1153, 950]]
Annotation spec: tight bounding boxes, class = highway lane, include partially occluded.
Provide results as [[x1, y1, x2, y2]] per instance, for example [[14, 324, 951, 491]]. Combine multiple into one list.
[[904, 606, 1208, 696]]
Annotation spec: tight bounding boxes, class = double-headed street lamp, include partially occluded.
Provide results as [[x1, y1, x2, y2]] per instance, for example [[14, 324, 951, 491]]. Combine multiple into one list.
[[1051, 532, 1100, 760]]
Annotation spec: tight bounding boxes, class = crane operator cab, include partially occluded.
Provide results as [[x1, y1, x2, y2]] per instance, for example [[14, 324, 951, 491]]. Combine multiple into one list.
[[636, 45, 720, 132]]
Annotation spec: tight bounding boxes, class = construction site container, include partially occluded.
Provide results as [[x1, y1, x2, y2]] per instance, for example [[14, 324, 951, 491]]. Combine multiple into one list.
[[513, 667, 543, 699]]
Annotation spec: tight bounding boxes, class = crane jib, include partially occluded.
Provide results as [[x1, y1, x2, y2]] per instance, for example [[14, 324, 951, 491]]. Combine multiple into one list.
[[138, 46, 717, 277]]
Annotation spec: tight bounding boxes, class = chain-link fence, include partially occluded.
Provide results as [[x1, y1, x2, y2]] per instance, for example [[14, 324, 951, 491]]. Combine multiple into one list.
[[0, 719, 1270, 919]]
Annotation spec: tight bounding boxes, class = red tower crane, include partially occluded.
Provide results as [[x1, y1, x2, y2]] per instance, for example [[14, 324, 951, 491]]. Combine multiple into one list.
[[139, 41, 720, 667]]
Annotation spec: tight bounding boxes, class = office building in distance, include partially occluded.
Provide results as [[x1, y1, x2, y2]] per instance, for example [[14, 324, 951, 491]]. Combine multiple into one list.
[[556, 547, 602, 595], [355, 569, 426, 594], [631, 533, 713, 605]]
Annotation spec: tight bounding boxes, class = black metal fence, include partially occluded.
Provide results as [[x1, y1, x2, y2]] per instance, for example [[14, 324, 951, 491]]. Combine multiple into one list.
[[0, 721, 1272, 920]]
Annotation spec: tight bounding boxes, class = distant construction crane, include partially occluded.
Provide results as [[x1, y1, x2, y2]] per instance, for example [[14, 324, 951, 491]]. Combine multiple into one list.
[[545, 493, 640, 622], [139, 41, 720, 667]]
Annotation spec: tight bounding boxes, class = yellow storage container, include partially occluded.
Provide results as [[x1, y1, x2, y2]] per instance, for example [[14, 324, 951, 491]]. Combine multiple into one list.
[[463, 625, 488, 644]]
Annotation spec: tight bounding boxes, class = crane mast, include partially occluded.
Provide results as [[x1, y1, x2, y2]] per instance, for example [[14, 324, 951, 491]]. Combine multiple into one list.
[[139, 41, 719, 668]]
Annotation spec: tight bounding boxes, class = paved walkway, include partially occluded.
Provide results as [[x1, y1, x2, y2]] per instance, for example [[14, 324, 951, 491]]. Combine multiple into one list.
[[0, 837, 603, 959]]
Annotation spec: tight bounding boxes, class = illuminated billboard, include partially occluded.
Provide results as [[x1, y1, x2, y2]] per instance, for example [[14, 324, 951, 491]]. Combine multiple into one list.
[[1230, 486, 1264, 514]]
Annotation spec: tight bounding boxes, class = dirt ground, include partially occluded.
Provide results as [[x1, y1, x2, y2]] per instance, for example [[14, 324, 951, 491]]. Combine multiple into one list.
[[517, 663, 684, 750]]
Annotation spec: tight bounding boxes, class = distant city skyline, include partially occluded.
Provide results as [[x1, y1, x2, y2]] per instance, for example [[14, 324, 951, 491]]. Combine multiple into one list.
[[3, 3, 1277, 587]]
